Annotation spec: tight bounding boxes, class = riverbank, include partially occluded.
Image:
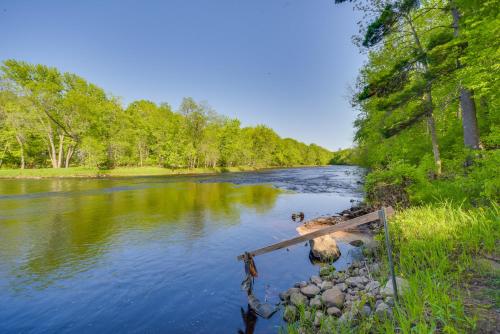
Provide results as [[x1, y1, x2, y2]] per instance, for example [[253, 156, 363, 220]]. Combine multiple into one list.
[[281, 204, 499, 333], [0, 165, 325, 179]]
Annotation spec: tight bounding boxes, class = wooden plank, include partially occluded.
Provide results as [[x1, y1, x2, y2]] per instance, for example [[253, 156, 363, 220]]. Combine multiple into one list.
[[237, 207, 394, 261]]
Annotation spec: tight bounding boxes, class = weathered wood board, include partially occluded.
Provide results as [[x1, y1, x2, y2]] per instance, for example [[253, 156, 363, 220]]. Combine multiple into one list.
[[237, 207, 394, 261]]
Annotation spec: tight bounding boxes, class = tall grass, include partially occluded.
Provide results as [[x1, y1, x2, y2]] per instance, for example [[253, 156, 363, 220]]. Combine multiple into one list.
[[286, 204, 499, 333]]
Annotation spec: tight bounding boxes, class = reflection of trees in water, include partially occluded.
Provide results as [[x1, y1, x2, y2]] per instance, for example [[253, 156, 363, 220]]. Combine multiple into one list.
[[1, 181, 280, 286]]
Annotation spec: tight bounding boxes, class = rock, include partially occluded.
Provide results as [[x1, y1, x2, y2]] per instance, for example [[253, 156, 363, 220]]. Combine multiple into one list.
[[290, 292, 308, 306], [345, 276, 369, 287], [310, 275, 322, 285], [336, 282, 348, 292], [380, 277, 409, 297], [304, 311, 312, 320], [309, 295, 322, 308], [279, 291, 287, 301], [313, 311, 324, 327], [321, 287, 345, 308], [338, 308, 358, 323], [361, 305, 372, 317], [301, 284, 320, 298], [349, 239, 364, 247], [298, 281, 308, 288], [375, 302, 392, 318], [369, 263, 381, 274], [320, 281, 333, 291], [283, 305, 298, 322], [365, 280, 381, 293], [326, 307, 342, 317], [309, 235, 341, 261], [385, 297, 394, 306]]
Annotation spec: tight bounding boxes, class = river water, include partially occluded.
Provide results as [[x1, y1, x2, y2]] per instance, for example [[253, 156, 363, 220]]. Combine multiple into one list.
[[0, 166, 365, 333]]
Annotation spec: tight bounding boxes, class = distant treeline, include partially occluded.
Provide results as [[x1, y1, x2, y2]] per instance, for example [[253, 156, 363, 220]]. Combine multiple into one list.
[[0, 60, 333, 169]]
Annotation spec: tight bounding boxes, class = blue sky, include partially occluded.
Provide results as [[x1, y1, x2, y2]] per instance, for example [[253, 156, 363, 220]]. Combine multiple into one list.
[[1, 0, 365, 150]]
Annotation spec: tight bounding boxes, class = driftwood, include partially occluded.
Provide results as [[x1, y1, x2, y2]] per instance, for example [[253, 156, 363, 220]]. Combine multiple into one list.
[[237, 207, 394, 261]]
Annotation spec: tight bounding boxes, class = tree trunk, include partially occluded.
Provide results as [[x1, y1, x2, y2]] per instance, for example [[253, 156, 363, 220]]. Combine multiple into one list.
[[65, 145, 74, 168], [47, 129, 58, 168], [451, 6, 481, 150], [15, 134, 25, 169], [426, 114, 442, 176], [459, 88, 481, 149], [407, 14, 442, 175], [57, 134, 64, 168]]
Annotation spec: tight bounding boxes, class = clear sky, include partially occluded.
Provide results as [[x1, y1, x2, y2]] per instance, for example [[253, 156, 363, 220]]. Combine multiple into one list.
[[1, 0, 365, 150]]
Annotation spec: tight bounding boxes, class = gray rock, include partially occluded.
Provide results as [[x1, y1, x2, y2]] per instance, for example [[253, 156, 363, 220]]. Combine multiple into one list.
[[375, 299, 383, 309], [313, 311, 324, 327], [380, 277, 409, 297], [301, 284, 320, 298], [290, 292, 308, 306], [283, 305, 297, 322], [336, 282, 348, 292], [304, 311, 312, 320], [309, 295, 322, 308], [298, 281, 308, 288], [369, 263, 381, 273], [320, 281, 333, 291], [310, 275, 322, 285], [321, 287, 345, 308], [326, 306, 342, 317], [365, 280, 381, 293], [345, 276, 369, 287], [375, 302, 392, 318], [361, 305, 372, 317], [385, 296, 395, 306]]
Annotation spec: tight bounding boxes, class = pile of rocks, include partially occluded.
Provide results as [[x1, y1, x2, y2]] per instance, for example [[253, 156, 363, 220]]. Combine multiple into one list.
[[280, 260, 409, 327]]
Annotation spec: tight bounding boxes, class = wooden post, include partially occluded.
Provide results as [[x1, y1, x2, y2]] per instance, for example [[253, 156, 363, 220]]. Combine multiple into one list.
[[379, 207, 398, 303]]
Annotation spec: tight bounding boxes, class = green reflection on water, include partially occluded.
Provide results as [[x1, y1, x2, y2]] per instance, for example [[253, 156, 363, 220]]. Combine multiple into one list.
[[0, 179, 281, 286]]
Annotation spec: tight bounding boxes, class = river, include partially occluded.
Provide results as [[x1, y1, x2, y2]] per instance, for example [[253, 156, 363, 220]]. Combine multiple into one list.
[[0, 165, 365, 333]]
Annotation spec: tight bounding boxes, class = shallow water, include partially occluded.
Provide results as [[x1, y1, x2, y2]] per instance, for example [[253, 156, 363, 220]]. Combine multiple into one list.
[[0, 166, 364, 333]]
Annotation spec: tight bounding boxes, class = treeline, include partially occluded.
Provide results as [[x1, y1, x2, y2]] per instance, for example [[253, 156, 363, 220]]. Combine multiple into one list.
[[337, 0, 499, 204], [0, 60, 332, 170]]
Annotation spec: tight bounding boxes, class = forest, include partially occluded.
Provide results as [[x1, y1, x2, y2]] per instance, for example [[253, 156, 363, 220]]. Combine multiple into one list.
[[338, 0, 498, 206], [0, 60, 333, 171], [285, 1, 499, 333]]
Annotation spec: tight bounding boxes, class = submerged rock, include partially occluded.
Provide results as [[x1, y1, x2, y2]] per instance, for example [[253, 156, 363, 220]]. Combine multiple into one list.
[[309, 235, 341, 262]]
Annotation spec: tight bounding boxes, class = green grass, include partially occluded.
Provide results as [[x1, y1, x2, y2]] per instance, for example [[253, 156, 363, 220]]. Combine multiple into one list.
[[0, 166, 267, 178], [285, 203, 500, 333]]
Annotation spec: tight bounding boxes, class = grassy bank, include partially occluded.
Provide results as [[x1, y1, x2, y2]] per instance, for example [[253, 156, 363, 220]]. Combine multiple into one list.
[[285, 204, 499, 333], [0, 165, 328, 179]]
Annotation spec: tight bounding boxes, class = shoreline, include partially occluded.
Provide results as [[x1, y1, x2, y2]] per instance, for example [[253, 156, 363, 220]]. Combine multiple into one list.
[[0, 165, 333, 180]]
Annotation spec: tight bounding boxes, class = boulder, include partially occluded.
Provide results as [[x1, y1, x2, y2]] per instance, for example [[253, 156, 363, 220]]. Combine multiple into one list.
[[375, 302, 392, 318], [313, 311, 324, 327], [326, 306, 342, 317], [361, 305, 372, 317], [310, 235, 341, 261], [321, 287, 345, 308], [380, 277, 409, 297], [290, 292, 308, 306], [309, 296, 322, 308], [336, 282, 348, 292], [300, 284, 320, 298], [345, 276, 369, 287], [365, 280, 381, 293], [320, 281, 333, 291], [310, 275, 322, 285]]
